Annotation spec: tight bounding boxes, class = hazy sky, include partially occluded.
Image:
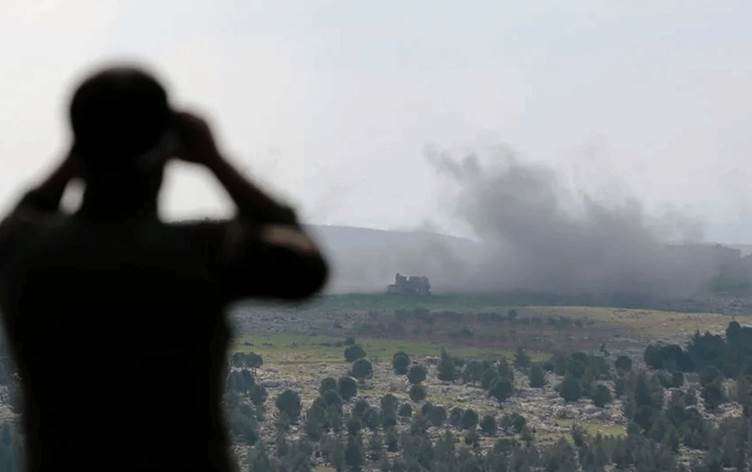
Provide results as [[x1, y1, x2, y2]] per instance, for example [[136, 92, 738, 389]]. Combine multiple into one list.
[[2, 1, 752, 243]]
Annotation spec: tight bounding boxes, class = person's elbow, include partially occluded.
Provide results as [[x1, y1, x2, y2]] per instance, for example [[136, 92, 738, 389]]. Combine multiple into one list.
[[282, 253, 329, 300], [260, 225, 329, 299]]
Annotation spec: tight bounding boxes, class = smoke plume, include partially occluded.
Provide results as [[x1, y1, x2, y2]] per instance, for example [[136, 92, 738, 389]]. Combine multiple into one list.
[[428, 149, 721, 298]]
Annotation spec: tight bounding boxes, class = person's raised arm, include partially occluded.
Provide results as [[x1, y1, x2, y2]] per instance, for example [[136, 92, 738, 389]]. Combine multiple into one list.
[[174, 111, 295, 225], [173, 111, 328, 299], [16, 149, 80, 213]]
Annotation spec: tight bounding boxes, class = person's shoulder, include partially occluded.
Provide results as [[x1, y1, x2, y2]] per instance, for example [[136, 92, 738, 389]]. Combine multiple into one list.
[[0, 202, 70, 234], [0, 204, 71, 266]]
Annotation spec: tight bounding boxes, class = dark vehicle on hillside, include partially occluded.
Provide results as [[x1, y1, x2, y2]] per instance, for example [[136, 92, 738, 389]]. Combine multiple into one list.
[[387, 273, 431, 296]]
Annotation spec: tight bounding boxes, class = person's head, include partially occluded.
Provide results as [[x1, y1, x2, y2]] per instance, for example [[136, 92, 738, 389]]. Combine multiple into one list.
[[70, 66, 173, 218]]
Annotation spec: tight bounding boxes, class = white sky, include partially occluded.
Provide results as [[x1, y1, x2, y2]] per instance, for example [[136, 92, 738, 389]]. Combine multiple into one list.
[[1, 1, 752, 242]]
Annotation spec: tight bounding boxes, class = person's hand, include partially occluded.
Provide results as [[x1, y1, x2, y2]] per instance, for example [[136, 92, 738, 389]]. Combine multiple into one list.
[[172, 110, 222, 167]]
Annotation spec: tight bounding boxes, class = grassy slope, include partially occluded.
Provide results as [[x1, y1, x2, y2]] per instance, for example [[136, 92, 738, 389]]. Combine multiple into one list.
[[230, 294, 734, 448], [235, 293, 513, 314], [231, 333, 548, 365], [234, 293, 733, 343], [529, 305, 731, 337], [231, 294, 733, 367]]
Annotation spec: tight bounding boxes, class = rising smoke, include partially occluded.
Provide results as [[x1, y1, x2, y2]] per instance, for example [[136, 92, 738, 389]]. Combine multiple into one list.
[[314, 147, 731, 298], [427, 148, 721, 298]]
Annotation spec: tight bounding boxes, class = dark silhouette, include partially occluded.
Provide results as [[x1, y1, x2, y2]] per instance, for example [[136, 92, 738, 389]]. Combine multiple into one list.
[[0, 67, 327, 471]]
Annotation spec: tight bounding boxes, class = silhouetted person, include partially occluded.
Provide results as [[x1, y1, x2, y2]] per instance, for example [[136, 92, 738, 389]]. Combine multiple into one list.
[[0, 67, 328, 471]]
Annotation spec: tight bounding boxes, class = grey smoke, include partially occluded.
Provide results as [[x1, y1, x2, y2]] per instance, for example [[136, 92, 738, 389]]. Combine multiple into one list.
[[427, 149, 721, 297], [310, 147, 731, 298]]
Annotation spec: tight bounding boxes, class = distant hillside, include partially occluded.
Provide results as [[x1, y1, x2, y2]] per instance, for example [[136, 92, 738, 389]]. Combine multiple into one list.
[[305, 225, 481, 293]]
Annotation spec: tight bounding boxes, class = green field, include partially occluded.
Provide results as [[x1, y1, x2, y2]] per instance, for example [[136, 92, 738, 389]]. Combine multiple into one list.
[[236, 293, 733, 334], [234, 293, 515, 315], [529, 305, 731, 337], [227, 294, 728, 469], [231, 333, 548, 365], [550, 418, 626, 438], [222, 294, 744, 472], [232, 294, 735, 362]]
